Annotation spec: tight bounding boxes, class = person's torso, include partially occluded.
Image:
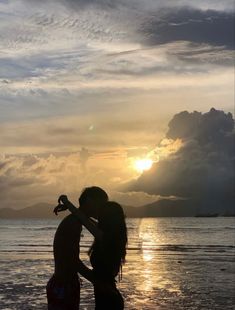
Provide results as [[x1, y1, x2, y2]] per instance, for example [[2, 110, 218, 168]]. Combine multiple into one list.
[[53, 214, 82, 282], [90, 241, 121, 282]]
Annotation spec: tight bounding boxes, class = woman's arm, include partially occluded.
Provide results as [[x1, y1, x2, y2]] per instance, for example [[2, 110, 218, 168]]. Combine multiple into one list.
[[56, 195, 103, 240]]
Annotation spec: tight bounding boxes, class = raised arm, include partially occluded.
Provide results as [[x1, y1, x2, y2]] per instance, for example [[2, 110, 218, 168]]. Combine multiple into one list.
[[55, 195, 103, 240]]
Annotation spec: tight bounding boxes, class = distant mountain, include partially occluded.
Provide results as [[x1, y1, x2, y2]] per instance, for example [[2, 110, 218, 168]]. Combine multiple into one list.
[[0, 199, 234, 219], [0, 200, 192, 218], [0, 203, 67, 219]]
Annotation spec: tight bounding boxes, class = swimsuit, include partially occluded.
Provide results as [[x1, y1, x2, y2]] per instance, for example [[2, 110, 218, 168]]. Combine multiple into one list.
[[46, 274, 80, 310]]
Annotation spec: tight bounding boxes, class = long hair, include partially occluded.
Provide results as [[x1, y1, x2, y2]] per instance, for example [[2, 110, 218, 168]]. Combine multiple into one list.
[[89, 201, 128, 270]]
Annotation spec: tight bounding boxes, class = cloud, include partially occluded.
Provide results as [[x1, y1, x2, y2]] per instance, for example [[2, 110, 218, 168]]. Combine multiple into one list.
[[109, 190, 162, 207], [79, 147, 91, 172], [0, 153, 95, 208], [0, 109, 234, 210], [0, 148, 145, 209], [0, 1, 234, 211], [167, 43, 234, 67], [0, 111, 165, 154], [128, 108, 235, 211], [0, 150, 166, 209], [166, 108, 234, 143], [141, 8, 234, 49], [20, 0, 235, 12], [0, 1, 234, 95], [23, 0, 121, 10]]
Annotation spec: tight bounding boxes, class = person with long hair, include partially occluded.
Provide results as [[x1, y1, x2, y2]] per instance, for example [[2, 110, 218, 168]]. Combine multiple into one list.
[[56, 196, 127, 310]]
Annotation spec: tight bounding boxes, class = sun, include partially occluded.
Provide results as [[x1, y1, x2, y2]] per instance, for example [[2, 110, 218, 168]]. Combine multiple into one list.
[[134, 159, 153, 173]]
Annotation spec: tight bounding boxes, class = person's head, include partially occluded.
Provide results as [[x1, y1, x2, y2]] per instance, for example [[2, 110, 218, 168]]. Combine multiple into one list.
[[78, 186, 108, 218], [98, 201, 127, 263]]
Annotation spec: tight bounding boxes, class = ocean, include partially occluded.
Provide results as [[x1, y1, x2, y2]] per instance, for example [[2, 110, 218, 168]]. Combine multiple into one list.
[[0, 217, 234, 310]]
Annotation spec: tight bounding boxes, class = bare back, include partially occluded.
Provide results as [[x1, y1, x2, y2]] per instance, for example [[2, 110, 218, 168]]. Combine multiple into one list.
[[53, 214, 82, 283]]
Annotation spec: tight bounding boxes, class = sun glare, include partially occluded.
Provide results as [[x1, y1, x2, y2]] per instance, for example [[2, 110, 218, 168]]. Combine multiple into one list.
[[134, 159, 153, 173]]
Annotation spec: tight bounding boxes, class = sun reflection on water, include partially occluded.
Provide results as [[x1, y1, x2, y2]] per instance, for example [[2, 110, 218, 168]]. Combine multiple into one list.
[[138, 219, 158, 292], [143, 250, 153, 262], [136, 219, 182, 296]]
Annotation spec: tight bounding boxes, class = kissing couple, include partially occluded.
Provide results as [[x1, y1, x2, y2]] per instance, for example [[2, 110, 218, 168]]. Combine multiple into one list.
[[46, 186, 127, 310]]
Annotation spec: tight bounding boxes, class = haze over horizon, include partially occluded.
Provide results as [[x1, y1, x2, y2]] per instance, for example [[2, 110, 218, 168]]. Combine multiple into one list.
[[0, 0, 234, 211]]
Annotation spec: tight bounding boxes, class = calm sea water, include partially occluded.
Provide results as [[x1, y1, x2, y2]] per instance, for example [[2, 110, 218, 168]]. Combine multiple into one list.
[[0, 217, 235, 310]]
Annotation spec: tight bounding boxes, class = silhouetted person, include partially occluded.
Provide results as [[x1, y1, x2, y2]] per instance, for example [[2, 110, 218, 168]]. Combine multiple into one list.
[[46, 186, 108, 310], [59, 198, 127, 310], [89, 201, 127, 309]]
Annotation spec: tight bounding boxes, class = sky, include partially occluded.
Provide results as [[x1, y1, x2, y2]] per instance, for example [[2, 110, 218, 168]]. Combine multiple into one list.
[[0, 0, 234, 209]]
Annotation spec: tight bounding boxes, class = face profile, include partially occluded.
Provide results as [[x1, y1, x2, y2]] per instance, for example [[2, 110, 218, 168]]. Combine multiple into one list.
[[78, 186, 109, 218]]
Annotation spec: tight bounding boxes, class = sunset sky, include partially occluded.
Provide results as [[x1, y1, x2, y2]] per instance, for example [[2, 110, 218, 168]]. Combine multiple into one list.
[[0, 0, 234, 209]]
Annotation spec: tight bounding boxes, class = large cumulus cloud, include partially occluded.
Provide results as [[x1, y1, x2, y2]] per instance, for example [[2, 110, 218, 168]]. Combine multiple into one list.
[[129, 108, 235, 211]]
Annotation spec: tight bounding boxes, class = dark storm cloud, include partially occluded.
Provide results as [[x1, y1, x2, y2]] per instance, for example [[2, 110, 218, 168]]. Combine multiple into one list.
[[129, 108, 235, 211], [166, 108, 234, 147], [141, 8, 235, 49]]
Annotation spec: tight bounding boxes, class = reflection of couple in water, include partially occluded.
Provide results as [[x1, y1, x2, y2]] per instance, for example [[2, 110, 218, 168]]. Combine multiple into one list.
[[46, 187, 127, 310]]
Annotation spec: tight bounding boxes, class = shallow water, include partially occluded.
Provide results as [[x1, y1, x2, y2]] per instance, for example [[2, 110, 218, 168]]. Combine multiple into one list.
[[0, 217, 235, 309]]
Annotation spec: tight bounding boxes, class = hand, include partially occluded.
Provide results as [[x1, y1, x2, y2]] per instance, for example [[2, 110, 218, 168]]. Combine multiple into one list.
[[53, 203, 68, 215], [58, 195, 69, 204]]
